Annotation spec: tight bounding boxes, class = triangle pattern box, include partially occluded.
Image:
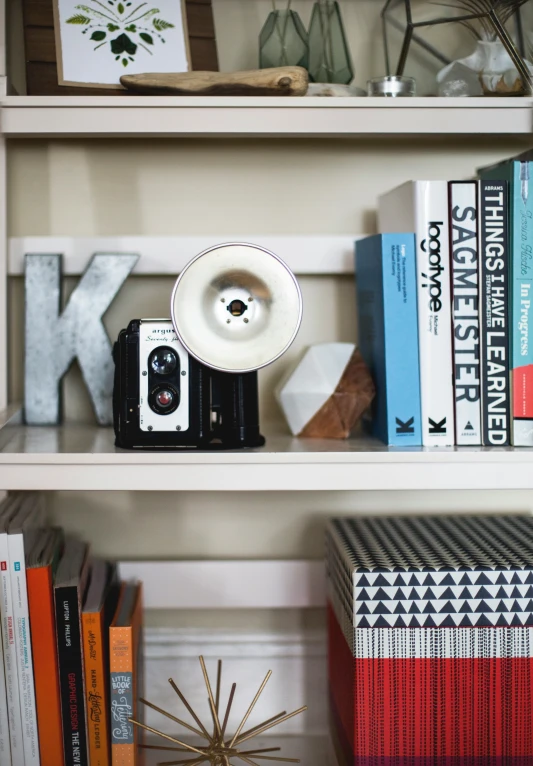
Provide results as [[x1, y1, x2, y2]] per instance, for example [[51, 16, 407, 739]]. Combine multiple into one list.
[[326, 515, 533, 765]]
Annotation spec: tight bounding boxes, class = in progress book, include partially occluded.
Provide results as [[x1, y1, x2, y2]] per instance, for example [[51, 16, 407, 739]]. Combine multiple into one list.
[[449, 181, 482, 445], [479, 179, 511, 446], [82, 560, 119, 766], [356, 233, 421, 446], [378, 181, 455, 446], [54, 539, 90, 766], [110, 581, 144, 766]]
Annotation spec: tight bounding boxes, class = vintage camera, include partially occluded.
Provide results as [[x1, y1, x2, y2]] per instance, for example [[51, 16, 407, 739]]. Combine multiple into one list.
[[113, 318, 266, 449], [113, 244, 302, 450]]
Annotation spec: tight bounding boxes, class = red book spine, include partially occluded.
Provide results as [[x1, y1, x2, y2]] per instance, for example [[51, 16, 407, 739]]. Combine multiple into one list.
[[27, 564, 64, 766]]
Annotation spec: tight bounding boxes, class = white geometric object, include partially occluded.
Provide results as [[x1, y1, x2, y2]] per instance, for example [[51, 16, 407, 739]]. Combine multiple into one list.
[[276, 343, 375, 439]]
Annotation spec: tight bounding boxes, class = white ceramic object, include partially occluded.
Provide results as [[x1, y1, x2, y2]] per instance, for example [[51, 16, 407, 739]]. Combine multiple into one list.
[[437, 40, 533, 96], [276, 343, 355, 436], [306, 83, 366, 97], [276, 342, 375, 439]]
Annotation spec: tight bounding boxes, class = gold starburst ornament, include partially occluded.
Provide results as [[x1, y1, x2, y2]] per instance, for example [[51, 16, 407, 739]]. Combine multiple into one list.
[[130, 656, 307, 765]]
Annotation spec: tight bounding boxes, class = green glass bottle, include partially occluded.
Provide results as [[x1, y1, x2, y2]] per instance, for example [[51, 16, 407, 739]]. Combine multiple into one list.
[[308, 0, 354, 84], [259, 8, 309, 70]]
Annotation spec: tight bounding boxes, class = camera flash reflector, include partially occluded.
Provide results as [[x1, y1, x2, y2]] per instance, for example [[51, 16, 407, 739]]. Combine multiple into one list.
[[170, 243, 302, 373]]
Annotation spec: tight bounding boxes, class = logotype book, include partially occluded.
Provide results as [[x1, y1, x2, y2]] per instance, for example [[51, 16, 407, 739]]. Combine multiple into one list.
[[478, 179, 511, 446], [82, 559, 119, 766], [355, 233, 421, 446], [26, 528, 65, 766], [326, 515, 533, 765], [109, 581, 144, 766], [378, 181, 455, 446], [449, 181, 482, 445], [54, 539, 91, 766], [479, 156, 533, 446]]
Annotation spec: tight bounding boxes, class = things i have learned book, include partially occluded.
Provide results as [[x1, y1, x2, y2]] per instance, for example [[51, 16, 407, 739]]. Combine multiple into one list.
[[480, 156, 532, 446]]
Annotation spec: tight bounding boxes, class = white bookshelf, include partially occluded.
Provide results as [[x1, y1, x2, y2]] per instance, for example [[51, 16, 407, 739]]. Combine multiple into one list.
[[1, 420, 533, 491], [1, 96, 531, 138]]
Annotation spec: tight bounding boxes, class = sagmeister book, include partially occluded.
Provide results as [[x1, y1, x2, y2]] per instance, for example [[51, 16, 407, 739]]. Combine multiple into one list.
[[478, 179, 511, 446], [480, 156, 533, 446], [109, 581, 144, 766], [356, 233, 422, 446], [82, 559, 120, 766], [54, 539, 91, 766], [449, 181, 482, 445], [26, 528, 65, 766], [378, 181, 455, 446]]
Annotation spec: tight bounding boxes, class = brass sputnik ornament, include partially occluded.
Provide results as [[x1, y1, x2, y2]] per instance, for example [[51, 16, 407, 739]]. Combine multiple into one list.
[[129, 656, 307, 765]]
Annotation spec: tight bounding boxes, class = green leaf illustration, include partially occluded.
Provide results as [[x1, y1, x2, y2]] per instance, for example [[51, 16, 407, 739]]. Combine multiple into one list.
[[117, 2, 124, 11], [152, 17, 173, 31], [139, 32, 153, 44], [107, 23, 119, 30], [91, 30, 106, 40], [122, 58, 128, 66], [67, 13, 91, 23], [111, 32, 137, 55], [125, 23, 136, 31]]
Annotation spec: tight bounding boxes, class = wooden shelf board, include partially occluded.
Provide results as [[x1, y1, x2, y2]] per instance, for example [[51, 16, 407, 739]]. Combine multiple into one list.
[[1, 96, 531, 137], [1, 419, 533, 490]]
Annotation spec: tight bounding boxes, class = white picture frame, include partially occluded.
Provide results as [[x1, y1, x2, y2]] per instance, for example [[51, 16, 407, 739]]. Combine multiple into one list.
[[53, 0, 191, 89]]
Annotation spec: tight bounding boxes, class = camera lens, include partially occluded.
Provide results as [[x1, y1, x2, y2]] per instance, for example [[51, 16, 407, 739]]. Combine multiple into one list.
[[150, 347, 178, 376], [156, 390, 174, 409], [149, 384, 180, 415]]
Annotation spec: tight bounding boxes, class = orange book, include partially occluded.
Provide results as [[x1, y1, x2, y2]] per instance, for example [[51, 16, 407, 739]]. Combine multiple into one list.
[[26, 528, 64, 766], [109, 582, 144, 766], [82, 560, 119, 766]]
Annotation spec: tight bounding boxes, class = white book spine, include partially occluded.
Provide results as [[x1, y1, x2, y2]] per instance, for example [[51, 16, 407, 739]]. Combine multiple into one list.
[[0, 531, 24, 766], [449, 182, 482, 445], [415, 182, 455, 446], [9, 532, 40, 765], [0, 632, 11, 765], [378, 181, 455, 446]]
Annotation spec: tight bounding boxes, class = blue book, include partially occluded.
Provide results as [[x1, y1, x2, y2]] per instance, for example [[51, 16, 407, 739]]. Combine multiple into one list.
[[479, 157, 533, 446], [356, 234, 421, 446]]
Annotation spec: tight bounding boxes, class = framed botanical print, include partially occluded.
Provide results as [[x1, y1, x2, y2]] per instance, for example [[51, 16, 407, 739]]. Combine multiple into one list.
[[53, 0, 190, 87]]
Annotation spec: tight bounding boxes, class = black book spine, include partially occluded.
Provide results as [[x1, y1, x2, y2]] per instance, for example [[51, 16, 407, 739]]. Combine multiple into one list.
[[479, 179, 511, 446], [55, 585, 88, 766]]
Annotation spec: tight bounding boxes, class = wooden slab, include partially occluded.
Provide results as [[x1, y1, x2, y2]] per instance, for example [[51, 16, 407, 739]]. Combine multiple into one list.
[[121, 67, 309, 97]]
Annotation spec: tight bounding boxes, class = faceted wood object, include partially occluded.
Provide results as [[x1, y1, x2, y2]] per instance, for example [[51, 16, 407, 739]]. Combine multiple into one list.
[[276, 343, 375, 439]]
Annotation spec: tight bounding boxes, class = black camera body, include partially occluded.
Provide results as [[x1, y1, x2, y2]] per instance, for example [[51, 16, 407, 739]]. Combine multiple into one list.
[[113, 319, 265, 450]]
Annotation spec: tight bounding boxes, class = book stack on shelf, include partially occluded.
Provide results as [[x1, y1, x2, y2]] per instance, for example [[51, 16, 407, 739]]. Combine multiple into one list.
[[356, 152, 532, 448], [0, 492, 144, 766], [326, 514, 533, 766]]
